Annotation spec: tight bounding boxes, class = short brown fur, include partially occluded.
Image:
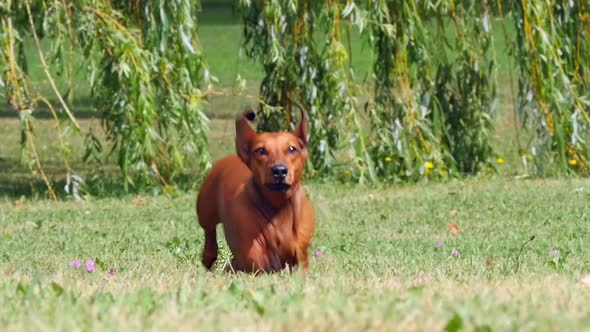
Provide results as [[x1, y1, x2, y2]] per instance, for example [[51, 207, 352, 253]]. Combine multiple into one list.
[[196, 105, 315, 273]]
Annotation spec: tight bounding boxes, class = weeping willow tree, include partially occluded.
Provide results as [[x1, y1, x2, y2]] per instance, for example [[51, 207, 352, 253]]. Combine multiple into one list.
[[0, 0, 210, 197], [511, 0, 590, 176], [354, 0, 497, 182], [240, 0, 497, 182], [239, 0, 361, 176], [3, 0, 588, 198]]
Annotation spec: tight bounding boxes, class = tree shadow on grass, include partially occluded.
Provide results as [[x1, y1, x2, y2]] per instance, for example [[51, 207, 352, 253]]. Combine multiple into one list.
[[0, 156, 202, 200], [0, 156, 129, 199]]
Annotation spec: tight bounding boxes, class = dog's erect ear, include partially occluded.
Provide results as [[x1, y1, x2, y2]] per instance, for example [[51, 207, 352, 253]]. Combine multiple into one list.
[[235, 109, 257, 165], [293, 101, 309, 146]]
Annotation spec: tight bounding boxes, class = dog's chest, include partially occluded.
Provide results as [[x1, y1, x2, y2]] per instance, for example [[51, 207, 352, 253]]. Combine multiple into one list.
[[263, 209, 295, 248], [257, 209, 298, 269]]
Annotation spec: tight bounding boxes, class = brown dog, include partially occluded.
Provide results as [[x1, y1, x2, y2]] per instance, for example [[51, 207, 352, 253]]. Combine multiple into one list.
[[196, 104, 315, 273]]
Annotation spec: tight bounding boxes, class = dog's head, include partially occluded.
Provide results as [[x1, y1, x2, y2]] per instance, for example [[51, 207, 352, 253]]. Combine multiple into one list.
[[235, 103, 309, 193]]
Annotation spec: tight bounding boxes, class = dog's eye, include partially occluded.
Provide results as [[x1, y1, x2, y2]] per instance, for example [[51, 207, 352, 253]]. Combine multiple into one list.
[[254, 147, 268, 156], [288, 146, 298, 153]]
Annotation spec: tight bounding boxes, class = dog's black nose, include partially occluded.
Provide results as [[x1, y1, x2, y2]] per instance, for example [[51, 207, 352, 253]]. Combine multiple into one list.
[[271, 164, 288, 181]]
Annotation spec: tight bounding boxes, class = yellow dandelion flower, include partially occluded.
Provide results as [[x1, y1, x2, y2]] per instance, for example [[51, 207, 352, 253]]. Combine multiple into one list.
[[384, 156, 392, 163], [486, 167, 493, 173], [344, 169, 351, 176], [424, 161, 434, 170], [496, 157, 505, 165], [569, 159, 578, 166], [4, 231, 10, 237]]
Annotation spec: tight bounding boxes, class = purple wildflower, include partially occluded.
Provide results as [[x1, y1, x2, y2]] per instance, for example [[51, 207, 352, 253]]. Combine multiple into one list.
[[85, 259, 96, 273], [550, 248, 559, 257], [434, 242, 442, 249], [314, 250, 323, 258], [68, 260, 81, 268], [108, 268, 117, 276], [452, 248, 460, 257]]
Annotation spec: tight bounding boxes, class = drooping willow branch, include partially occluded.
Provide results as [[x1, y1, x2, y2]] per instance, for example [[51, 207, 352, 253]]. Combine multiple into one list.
[[25, 0, 80, 130], [512, 0, 590, 176], [0, 0, 211, 195]]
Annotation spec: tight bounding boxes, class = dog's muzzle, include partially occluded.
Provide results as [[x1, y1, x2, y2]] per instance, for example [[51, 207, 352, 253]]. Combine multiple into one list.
[[267, 164, 290, 191]]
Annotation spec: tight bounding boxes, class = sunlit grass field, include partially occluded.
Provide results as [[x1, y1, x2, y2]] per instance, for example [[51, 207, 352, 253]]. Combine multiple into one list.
[[2, 178, 590, 330], [2, 4, 589, 331]]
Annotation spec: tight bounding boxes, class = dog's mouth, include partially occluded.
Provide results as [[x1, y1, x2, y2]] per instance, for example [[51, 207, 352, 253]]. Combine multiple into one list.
[[265, 182, 291, 192]]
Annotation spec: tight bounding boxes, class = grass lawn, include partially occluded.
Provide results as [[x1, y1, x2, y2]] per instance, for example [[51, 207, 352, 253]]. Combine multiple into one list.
[[2, 178, 590, 330]]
